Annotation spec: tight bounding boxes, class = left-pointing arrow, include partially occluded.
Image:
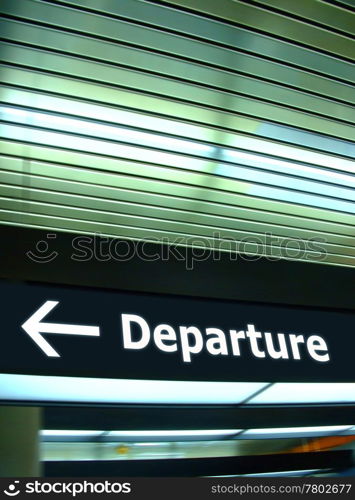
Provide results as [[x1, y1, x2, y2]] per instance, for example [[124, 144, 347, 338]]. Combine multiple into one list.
[[21, 301, 100, 357]]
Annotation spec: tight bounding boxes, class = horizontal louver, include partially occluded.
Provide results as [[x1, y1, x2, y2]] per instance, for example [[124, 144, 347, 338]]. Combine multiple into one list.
[[0, 0, 354, 266]]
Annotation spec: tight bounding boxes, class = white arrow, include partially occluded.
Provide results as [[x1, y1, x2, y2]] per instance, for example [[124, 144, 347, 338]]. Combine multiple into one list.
[[21, 301, 100, 357]]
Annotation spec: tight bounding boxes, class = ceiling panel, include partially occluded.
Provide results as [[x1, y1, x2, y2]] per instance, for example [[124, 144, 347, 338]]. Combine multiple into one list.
[[158, 0, 355, 59], [0, 0, 354, 267]]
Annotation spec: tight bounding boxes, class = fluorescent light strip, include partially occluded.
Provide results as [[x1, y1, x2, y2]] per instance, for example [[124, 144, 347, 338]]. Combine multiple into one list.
[[248, 383, 355, 404], [209, 469, 325, 477], [236, 469, 327, 477], [0, 374, 267, 404], [40, 427, 353, 438], [247, 425, 352, 434], [40, 430, 102, 437], [241, 425, 353, 439], [39, 429, 240, 443], [108, 429, 242, 441], [40, 426, 355, 442], [1, 375, 355, 405], [106, 430, 240, 437]]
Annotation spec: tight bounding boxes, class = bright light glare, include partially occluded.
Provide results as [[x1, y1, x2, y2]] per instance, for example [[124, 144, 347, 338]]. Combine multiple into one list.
[[248, 383, 355, 404], [222, 149, 355, 186], [242, 425, 352, 437], [237, 469, 325, 477], [247, 180, 355, 212], [228, 132, 355, 172], [215, 163, 355, 209], [133, 442, 163, 447], [0, 106, 213, 154], [3, 105, 354, 184], [0, 374, 267, 404], [1, 375, 355, 405], [338, 426, 355, 435], [107, 429, 241, 437], [40, 430, 102, 437], [39, 429, 241, 443], [209, 469, 324, 477], [40, 426, 355, 442]]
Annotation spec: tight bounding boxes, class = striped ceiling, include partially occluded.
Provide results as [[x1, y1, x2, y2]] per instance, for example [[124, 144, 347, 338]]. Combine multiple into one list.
[[0, 0, 354, 266]]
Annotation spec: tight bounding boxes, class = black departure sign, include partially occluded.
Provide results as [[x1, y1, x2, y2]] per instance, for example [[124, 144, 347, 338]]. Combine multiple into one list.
[[1, 280, 354, 382]]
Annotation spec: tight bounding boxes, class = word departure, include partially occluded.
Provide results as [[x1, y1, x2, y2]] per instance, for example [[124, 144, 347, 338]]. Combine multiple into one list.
[[121, 314, 330, 364]]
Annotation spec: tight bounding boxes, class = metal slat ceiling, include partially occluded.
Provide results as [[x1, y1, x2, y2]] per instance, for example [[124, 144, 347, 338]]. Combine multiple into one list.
[[0, 0, 354, 266]]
